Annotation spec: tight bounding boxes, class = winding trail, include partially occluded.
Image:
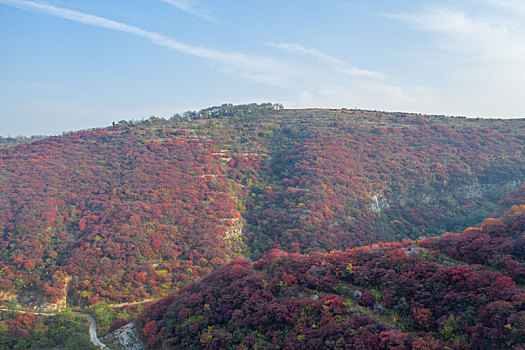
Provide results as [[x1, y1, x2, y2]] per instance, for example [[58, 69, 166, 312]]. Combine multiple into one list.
[[73, 311, 109, 349], [0, 308, 57, 316], [107, 298, 154, 308]]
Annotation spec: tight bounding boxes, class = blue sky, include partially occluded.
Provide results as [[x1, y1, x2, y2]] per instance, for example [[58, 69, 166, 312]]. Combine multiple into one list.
[[1, 0, 525, 136]]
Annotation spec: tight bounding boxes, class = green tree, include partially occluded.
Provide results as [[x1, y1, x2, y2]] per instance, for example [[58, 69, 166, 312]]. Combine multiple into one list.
[[93, 301, 113, 333]]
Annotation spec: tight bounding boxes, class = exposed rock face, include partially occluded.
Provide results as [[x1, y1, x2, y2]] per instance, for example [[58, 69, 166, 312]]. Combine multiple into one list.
[[41, 275, 71, 312], [224, 217, 243, 239], [372, 181, 520, 213], [0, 276, 71, 312], [103, 322, 145, 350], [52, 275, 71, 312], [0, 291, 15, 302], [369, 193, 390, 213]]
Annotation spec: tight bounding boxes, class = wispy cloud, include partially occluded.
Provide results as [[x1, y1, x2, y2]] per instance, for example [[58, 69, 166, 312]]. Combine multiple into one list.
[[268, 42, 384, 79], [159, 0, 216, 22], [385, 5, 525, 117], [484, 0, 525, 14], [0, 0, 470, 119], [0, 0, 287, 86], [284, 82, 440, 118], [386, 7, 525, 60], [264, 42, 418, 112]]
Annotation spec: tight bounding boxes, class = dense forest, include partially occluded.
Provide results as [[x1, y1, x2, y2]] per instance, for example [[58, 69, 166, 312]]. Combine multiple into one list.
[[136, 206, 525, 349], [0, 309, 97, 349], [0, 128, 246, 306], [0, 104, 524, 348]]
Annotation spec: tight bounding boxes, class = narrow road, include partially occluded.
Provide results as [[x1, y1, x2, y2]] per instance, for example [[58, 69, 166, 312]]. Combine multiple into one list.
[[107, 298, 154, 308], [74, 297, 155, 348], [72, 312, 109, 349], [0, 308, 57, 316]]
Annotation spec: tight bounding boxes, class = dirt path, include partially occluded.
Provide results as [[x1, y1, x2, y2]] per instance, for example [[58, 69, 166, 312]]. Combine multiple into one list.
[[107, 298, 154, 308], [73, 311, 109, 349], [0, 308, 57, 316]]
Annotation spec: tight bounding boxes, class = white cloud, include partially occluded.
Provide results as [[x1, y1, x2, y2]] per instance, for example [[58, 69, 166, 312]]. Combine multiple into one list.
[[8, 0, 515, 120], [159, 0, 216, 22], [265, 43, 439, 114], [385, 5, 525, 118], [387, 8, 525, 60], [268, 42, 384, 79], [1, 0, 414, 116], [0, 0, 288, 86], [284, 83, 440, 117], [485, 0, 525, 14]]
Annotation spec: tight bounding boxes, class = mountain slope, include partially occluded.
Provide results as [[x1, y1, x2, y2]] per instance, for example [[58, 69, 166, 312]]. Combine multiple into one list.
[[135, 206, 525, 349], [245, 115, 525, 255], [0, 128, 246, 306], [0, 104, 524, 309]]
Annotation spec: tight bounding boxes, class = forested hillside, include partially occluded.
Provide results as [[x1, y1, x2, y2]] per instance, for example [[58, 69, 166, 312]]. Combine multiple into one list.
[[0, 104, 524, 348], [136, 206, 525, 349], [1, 104, 524, 307], [499, 185, 525, 213], [0, 128, 247, 307]]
